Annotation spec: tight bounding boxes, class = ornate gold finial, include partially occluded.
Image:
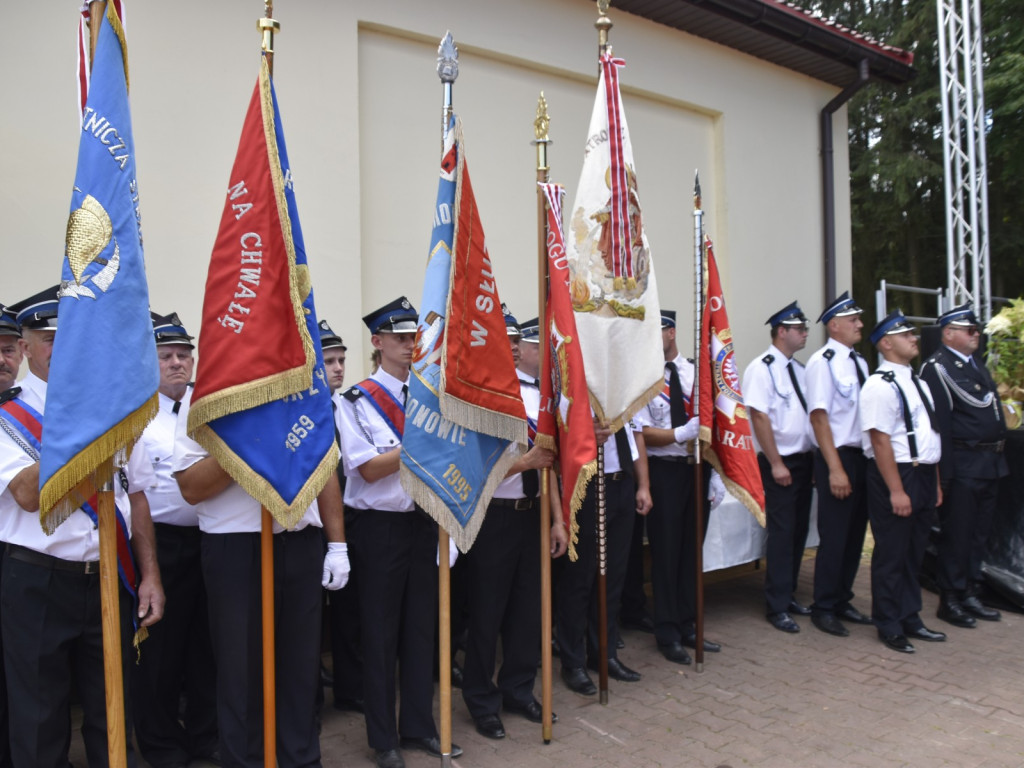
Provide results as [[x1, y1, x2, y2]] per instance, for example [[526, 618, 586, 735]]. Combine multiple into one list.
[[534, 92, 550, 142], [257, 1, 280, 56], [596, 0, 613, 55]]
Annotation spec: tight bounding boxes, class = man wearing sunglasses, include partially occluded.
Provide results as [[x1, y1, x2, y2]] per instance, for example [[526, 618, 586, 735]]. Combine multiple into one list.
[[920, 304, 1007, 628]]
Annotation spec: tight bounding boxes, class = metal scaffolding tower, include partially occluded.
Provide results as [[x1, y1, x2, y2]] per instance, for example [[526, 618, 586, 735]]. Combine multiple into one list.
[[937, 0, 992, 321]]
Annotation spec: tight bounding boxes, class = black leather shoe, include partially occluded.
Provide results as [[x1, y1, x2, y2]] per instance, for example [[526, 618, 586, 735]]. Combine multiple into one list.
[[836, 605, 873, 625], [503, 697, 557, 723], [905, 625, 946, 642], [616, 635, 625, 650], [561, 666, 597, 696], [375, 749, 405, 768], [767, 612, 800, 633], [474, 714, 505, 740], [332, 696, 365, 714], [592, 657, 641, 682], [621, 614, 656, 633], [451, 663, 464, 688], [682, 633, 721, 652], [962, 595, 1001, 621], [879, 633, 915, 653], [399, 736, 462, 759], [811, 612, 850, 637], [787, 600, 812, 616], [656, 641, 692, 665], [937, 598, 977, 628]]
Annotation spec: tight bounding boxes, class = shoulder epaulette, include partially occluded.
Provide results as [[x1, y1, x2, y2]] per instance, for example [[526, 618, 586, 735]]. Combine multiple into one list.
[[0, 387, 22, 406], [762, 354, 774, 365], [342, 386, 363, 403], [879, 370, 896, 383], [686, 357, 694, 364], [822, 349, 835, 362]]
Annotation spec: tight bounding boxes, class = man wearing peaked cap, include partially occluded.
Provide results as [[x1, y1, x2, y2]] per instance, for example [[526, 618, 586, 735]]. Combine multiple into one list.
[[920, 303, 1006, 628], [634, 309, 726, 669], [338, 296, 462, 767], [742, 301, 814, 633], [132, 312, 219, 768], [0, 304, 23, 393], [0, 285, 164, 767], [804, 291, 874, 637], [860, 310, 945, 653]]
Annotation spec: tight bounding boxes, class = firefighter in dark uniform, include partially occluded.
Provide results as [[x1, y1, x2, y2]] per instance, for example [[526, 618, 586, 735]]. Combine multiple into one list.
[[919, 303, 1005, 627]]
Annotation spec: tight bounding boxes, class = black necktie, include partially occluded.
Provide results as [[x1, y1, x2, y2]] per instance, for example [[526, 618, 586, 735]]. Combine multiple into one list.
[[520, 376, 540, 497], [401, 384, 408, 407], [172, 400, 181, 415], [912, 374, 939, 431], [614, 428, 635, 478], [331, 399, 342, 446], [851, 351, 866, 386], [666, 362, 688, 427], [786, 361, 807, 413]]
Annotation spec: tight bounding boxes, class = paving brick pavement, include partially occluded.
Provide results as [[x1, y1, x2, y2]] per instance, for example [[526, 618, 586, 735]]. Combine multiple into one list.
[[73, 556, 1023, 767]]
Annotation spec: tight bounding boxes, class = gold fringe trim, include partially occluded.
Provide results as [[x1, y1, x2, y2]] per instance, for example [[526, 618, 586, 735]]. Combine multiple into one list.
[[438, 392, 528, 445], [590, 376, 664, 436], [187, 366, 311, 436], [399, 442, 521, 554], [105, 1, 130, 93], [535, 434, 557, 452], [40, 393, 158, 534], [192, 424, 338, 529], [700, 444, 766, 527], [565, 458, 597, 562], [133, 626, 149, 661]]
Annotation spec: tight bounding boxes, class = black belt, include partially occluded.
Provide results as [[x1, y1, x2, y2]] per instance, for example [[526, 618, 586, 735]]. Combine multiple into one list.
[[605, 471, 629, 482], [490, 497, 537, 511], [953, 439, 1005, 453], [837, 445, 863, 455], [6, 543, 99, 575], [650, 455, 690, 464]]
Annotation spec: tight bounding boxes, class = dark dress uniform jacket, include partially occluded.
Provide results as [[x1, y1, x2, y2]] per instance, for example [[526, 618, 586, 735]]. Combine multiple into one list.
[[919, 346, 1008, 482]]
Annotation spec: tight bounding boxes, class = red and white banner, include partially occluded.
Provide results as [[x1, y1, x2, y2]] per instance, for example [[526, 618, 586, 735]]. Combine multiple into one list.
[[537, 182, 598, 560], [565, 54, 663, 432], [698, 236, 765, 524]]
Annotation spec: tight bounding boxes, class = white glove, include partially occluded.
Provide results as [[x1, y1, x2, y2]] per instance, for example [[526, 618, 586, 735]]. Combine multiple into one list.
[[673, 420, 700, 444], [708, 471, 727, 510], [322, 542, 350, 590], [435, 536, 459, 568]]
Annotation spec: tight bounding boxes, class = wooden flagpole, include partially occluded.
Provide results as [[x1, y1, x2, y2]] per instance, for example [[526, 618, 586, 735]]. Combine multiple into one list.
[[594, 0, 613, 706], [85, 5, 129, 766], [437, 31, 459, 767], [532, 92, 555, 743], [257, 5, 282, 765], [692, 173, 706, 673]]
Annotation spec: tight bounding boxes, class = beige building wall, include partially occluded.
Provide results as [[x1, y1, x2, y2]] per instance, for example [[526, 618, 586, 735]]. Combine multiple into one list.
[[3, 0, 850, 380]]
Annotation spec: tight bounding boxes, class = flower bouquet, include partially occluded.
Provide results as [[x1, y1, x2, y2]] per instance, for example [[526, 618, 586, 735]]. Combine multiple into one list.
[[985, 298, 1024, 429]]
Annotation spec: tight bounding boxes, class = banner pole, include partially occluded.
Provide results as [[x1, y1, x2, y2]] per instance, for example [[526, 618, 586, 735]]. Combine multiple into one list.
[[532, 92, 554, 742], [436, 32, 459, 767], [593, 0, 614, 707], [85, 6, 128, 766], [692, 173, 706, 673], [99, 469, 128, 768], [257, 5, 281, 765]]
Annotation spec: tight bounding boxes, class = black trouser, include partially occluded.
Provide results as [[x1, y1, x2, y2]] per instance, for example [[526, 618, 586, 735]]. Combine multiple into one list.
[[620, 513, 648, 624], [811, 447, 868, 615], [647, 458, 708, 647], [0, 548, 10, 768], [202, 527, 323, 768], [556, 474, 634, 669], [324, 516, 362, 705], [937, 471, 999, 595], [348, 509, 437, 752], [462, 500, 541, 719], [132, 524, 217, 768], [866, 461, 937, 636], [760, 452, 814, 615], [2, 549, 136, 768]]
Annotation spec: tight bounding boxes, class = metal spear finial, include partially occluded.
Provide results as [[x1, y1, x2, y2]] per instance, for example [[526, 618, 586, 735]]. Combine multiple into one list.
[[694, 171, 702, 210], [596, 0, 613, 58], [532, 92, 552, 172], [258, 1, 280, 59], [437, 31, 459, 84]]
